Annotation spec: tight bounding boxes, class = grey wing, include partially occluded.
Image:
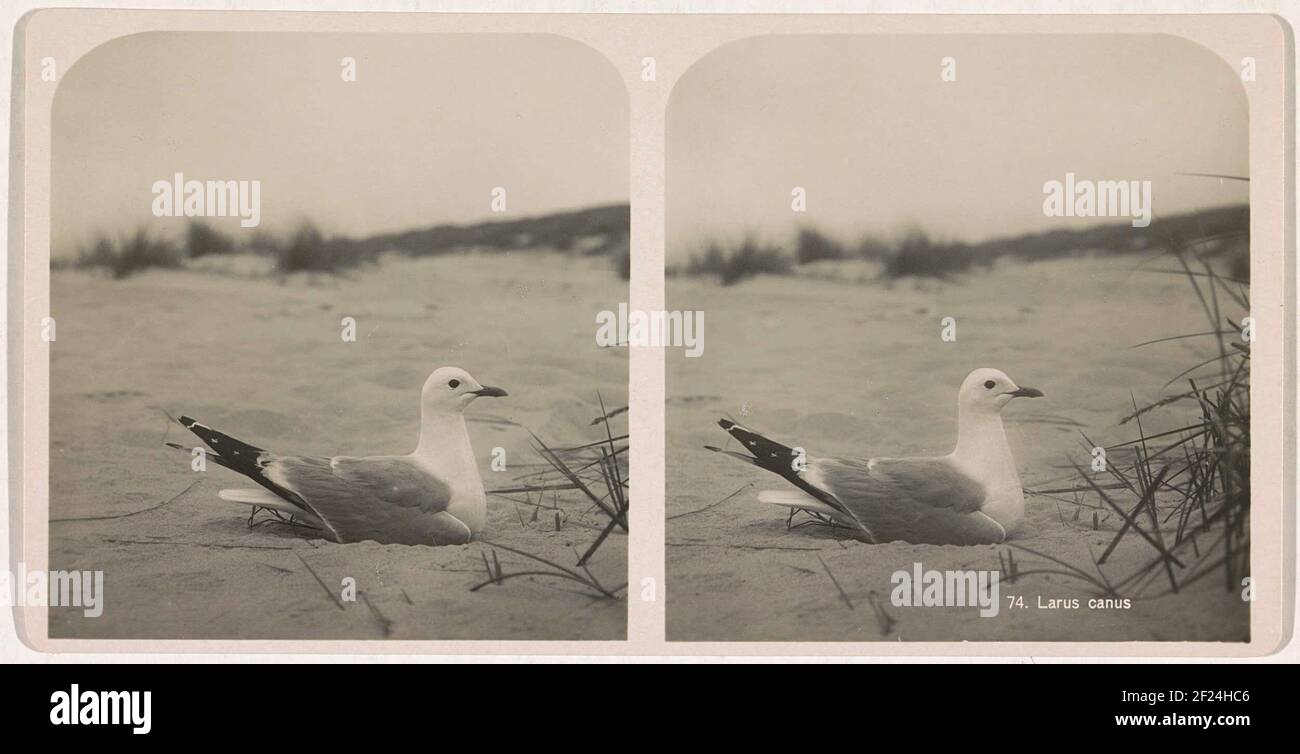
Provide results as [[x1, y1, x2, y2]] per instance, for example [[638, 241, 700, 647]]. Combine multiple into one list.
[[809, 456, 1003, 545], [261, 455, 466, 546], [329, 456, 454, 514]]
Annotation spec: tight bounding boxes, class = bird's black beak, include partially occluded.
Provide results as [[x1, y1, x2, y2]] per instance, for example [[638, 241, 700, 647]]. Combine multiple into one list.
[[470, 385, 508, 397], [1005, 386, 1044, 398]]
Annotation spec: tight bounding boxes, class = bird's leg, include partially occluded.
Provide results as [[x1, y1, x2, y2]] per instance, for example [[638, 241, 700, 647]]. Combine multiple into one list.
[[787, 509, 850, 532]]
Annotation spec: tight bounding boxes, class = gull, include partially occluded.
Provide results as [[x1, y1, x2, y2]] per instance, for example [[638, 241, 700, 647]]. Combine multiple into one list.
[[166, 366, 508, 546], [707, 368, 1042, 546]]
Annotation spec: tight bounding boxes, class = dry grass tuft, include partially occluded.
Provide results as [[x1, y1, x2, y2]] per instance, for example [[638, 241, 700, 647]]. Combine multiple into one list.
[[474, 395, 629, 599], [1020, 206, 1250, 602]]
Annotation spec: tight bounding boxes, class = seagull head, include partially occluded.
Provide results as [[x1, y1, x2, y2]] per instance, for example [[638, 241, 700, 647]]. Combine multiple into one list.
[[422, 366, 508, 414], [958, 367, 1043, 415]]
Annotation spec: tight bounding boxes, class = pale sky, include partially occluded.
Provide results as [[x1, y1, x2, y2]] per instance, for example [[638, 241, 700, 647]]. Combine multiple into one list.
[[667, 35, 1249, 258], [52, 33, 629, 254]]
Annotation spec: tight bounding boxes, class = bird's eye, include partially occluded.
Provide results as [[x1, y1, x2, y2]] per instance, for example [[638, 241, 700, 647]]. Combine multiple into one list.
[[448, 379, 461, 389], [983, 380, 996, 389]]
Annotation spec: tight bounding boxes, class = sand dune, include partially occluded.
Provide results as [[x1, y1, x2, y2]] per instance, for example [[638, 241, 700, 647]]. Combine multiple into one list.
[[49, 252, 627, 640], [666, 257, 1249, 642]]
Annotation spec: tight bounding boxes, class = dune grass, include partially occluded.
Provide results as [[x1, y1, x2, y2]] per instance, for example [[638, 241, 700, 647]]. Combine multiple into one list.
[[685, 237, 792, 285], [882, 231, 981, 279], [63, 205, 632, 280], [1019, 211, 1250, 603], [678, 204, 1248, 285], [681, 228, 975, 285], [474, 398, 629, 599], [794, 227, 847, 264], [613, 238, 632, 280], [364, 204, 629, 257], [72, 229, 183, 279], [272, 223, 370, 274], [184, 220, 235, 258]]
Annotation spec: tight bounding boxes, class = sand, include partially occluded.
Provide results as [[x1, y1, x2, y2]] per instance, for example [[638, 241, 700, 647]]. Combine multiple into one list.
[[666, 256, 1250, 642], [48, 252, 627, 641], [43, 250, 1252, 644]]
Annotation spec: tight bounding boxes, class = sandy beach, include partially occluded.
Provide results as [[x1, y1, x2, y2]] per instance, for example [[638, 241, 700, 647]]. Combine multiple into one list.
[[665, 256, 1249, 642], [48, 252, 627, 641]]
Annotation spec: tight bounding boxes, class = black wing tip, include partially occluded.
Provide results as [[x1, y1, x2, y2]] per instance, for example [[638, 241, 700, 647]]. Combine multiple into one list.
[[718, 419, 736, 430], [178, 415, 198, 428], [704, 445, 722, 452], [164, 441, 185, 450]]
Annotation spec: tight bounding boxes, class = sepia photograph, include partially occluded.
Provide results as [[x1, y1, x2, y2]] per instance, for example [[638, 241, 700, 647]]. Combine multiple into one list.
[[665, 34, 1252, 642], [4, 5, 1292, 689], [44, 32, 630, 640]]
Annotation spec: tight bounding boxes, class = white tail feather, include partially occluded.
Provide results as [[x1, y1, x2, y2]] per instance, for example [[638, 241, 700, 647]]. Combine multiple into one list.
[[218, 488, 321, 524], [218, 487, 286, 506], [756, 489, 841, 517]]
